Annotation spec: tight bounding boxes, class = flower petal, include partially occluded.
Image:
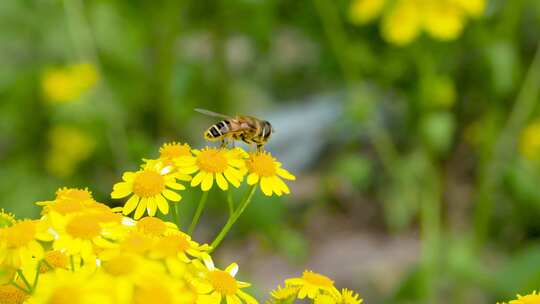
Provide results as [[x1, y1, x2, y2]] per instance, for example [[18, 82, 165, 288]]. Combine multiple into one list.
[[166, 181, 185, 190], [225, 263, 239, 277], [246, 173, 259, 185], [122, 195, 140, 215], [201, 173, 214, 191], [237, 290, 258, 304], [277, 168, 296, 180], [111, 183, 132, 199], [134, 198, 147, 219], [191, 171, 206, 187], [163, 189, 181, 202], [146, 197, 157, 216], [260, 177, 273, 196], [156, 194, 169, 214], [215, 173, 229, 191]]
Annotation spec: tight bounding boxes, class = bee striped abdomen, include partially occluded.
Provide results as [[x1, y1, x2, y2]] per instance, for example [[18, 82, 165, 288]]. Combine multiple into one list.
[[204, 120, 230, 140]]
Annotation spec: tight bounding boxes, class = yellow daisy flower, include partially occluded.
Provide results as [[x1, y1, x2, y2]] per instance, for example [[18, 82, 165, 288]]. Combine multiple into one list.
[[245, 151, 295, 196], [40, 250, 70, 273], [0, 220, 52, 268], [269, 285, 299, 302], [159, 142, 192, 167], [176, 147, 247, 191], [315, 293, 338, 304], [37, 187, 95, 216], [111, 162, 188, 219], [150, 231, 211, 263], [285, 270, 340, 300], [339, 289, 363, 304], [136, 217, 178, 237], [195, 259, 258, 304]]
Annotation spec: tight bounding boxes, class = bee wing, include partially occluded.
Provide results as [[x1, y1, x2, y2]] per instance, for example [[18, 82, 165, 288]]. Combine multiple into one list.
[[194, 108, 232, 119]]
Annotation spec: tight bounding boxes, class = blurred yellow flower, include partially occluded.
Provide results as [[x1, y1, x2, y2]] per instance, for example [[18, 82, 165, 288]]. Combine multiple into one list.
[[353, 0, 486, 45], [339, 289, 363, 304], [159, 142, 192, 166], [0, 283, 28, 304], [423, 1, 465, 41], [269, 285, 299, 302], [176, 147, 246, 191], [519, 121, 540, 160], [0, 210, 15, 228], [285, 270, 340, 300], [111, 162, 188, 219], [245, 151, 295, 196], [46, 126, 96, 178], [381, 0, 421, 46], [349, 0, 386, 24], [0, 220, 52, 268], [41, 63, 98, 103], [499, 290, 540, 304]]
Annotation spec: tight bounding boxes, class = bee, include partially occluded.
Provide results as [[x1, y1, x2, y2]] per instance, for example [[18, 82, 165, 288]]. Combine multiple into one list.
[[195, 108, 273, 150]]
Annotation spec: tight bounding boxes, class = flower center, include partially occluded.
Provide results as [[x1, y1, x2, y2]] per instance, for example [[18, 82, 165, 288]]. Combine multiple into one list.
[[160, 143, 191, 160], [65, 215, 101, 239], [302, 271, 334, 287], [247, 153, 276, 177], [50, 201, 84, 215], [134, 284, 172, 304], [48, 286, 82, 304], [1, 221, 36, 248], [137, 217, 166, 236], [208, 270, 238, 295], [133, 170, 165, 198], [196, 149, 228, 173], [0, 284, 28, 304], [154, 235, 190, 257], [56, 188, 93, 201], [103, 255, 136, 276]]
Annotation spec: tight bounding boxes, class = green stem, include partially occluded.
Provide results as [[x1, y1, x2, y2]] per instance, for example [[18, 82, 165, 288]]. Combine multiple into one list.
[[32, 261, 41, 293], [172, 202, 181, 229], [188, 191, 209, 235], [16, 270, 32, 293], [211, 185, 257, 251], [227, 190, 234, 216], [10, 281, 29, 294]]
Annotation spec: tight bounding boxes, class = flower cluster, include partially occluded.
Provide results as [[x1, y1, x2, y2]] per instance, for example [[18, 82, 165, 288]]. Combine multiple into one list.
[[349, 0, 486, 45], [268, 270, 363, 304], [498, 290, 540, 304], [41, 63, 99, 103], [0, 140, 353, 303]]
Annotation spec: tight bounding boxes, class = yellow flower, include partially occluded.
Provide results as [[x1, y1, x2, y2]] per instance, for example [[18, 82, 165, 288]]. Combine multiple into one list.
[[520, 121, 540, 160], [195, 260, 258, 304], [339, 289, 363, 304], [159, 142, 192, 167], [315, 294, 337, 304], [0, 220, 52, 268], [381, 0, 421, 46], [176, 147, 246, 191], [285, 270, 340, 300], [269, 285, 299, 302], [29, 269, 114, 304], [40, 250, 70, 273], [349, 0, 386, 24], [0, 284, 28, 304], [111, 162, 188, 219], [37, 187, 95, 216], [453, 0, 486, 17], [0, 209, 15, 228], [422, 1, 465, 41], [41, 63, 98, 103], [150, 231, 211, 263], [46, 126, 95, 177], [505, 291, 540, 304], [136, 216, 178, 237], [245, 151, 295, 196]]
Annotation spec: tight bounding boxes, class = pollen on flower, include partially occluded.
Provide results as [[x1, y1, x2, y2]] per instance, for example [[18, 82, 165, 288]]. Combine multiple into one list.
[[303, 271, 334, 288], [160, 142, 191, 160], [132, 170, 165, 198], [65, 215, 101, 239], [137, 217, 167, 236], [0, 284, 28, 304], [196, 149, 228, 173], [208, 270, 238, 295], [1, 221, 36, 248], [246, 152, 277, 177]]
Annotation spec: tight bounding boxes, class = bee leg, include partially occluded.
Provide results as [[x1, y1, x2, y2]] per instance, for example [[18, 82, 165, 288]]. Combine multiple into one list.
[[220, 139, 226, 148]]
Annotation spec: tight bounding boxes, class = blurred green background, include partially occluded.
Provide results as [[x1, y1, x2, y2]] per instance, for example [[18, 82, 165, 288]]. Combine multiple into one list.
[[2, 0, 540, 302]]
